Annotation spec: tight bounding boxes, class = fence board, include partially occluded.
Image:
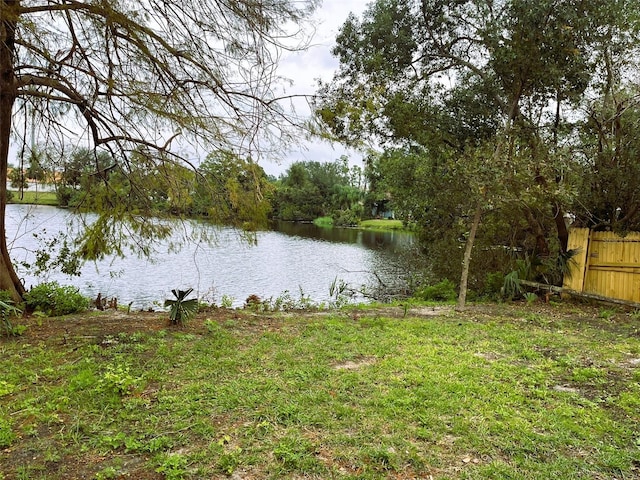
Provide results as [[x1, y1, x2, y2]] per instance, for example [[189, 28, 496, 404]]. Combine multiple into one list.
[[564, 227, 590, 292], [564, 228, 640, 303]]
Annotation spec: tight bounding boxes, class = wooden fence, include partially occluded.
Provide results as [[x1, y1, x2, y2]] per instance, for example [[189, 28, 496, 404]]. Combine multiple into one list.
[[563, 227, 640, 304]]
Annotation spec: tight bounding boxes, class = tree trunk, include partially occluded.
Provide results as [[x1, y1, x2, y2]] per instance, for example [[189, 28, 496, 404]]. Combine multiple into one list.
[[456, 202, 482, 311], [524, 208, 550, 258], [553, 202, 569, 254], [0, 2, 26, 302]]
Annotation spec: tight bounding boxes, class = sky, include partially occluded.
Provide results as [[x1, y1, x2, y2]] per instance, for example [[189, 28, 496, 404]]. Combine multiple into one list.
[[262, 0, 372, 177], [9, 0, 372, 177]]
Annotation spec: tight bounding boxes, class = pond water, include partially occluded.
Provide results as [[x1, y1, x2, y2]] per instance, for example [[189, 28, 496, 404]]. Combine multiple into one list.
[[5, 205, 417, 308]]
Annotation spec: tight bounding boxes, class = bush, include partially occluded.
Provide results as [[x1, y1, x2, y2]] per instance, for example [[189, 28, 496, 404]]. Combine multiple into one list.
[[56, 185, 75, 207], [501, 270, 523, 300], [414, 279, 457, 302], [24, 282, 90, 316], [483, 272, 505, 299], [332, 209, 361, 227]]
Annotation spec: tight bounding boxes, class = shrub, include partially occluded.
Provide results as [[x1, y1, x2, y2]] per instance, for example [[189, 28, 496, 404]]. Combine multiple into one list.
[[414, 279, 457, 301], [501, 270, 523, 300], [332, 209, 361, 227], [24, 281, 90, 316], [483, 272, 505, 299], [56, 185, 75, 207]]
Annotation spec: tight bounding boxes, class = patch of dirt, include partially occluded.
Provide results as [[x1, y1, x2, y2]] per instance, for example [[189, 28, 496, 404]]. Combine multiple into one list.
[[8, 301, 639, 354], [332, 356, 377, 370], [10, 307, 288, 346], [366, 305, 453, 319], [552, 385, 580, 394]]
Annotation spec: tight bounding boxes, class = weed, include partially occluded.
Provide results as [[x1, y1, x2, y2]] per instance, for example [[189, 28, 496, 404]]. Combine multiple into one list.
[[146, 436, 173, 453], [571, 366, 606, 383], [244, 294, 263, 310], [215, 446, 243, 475], [364, 444, 399, 472], [95, 466, 119, 480], [212, 436, 243, 474], [273, 434, 319, 472], [501, 270, 522, 300], [98, 364, 142, 396], [0, 416, 15, 448], [329, 277, 354, 307], [617, 384, 640, 414], [204, 318, 222, 334], [524, 292, 538, 305], [262, 289, 318, 311], [154, 453, 188, 480], [0, 291, 23, 336], [220, 294, 234, 308], [0, 381, 15, 396], [599, 308, 617, 320]]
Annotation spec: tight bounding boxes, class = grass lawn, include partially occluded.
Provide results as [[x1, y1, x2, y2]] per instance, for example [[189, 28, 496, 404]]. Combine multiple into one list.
[[359, 219, 406, 231], [0, 302, 639, 479], [8, 189, 58, 206]]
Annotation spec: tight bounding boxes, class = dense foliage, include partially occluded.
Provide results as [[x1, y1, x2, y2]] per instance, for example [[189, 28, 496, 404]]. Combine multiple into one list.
[[314, 0, 640, 296], [49, 148, 274, 232], [272, 157, 365, 226]]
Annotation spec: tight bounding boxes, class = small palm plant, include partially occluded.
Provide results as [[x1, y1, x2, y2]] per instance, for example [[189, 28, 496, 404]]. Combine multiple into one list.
[[164, 288, 199, 325]]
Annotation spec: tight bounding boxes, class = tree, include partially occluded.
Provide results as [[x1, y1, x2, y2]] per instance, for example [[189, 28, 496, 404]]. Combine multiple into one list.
[[57, 148, 114, 189], [26, 149, 46, 181], [273, 162, 322, 221], [571, 3, 640, 232], [272, 157, 363, 223], [315, 0, 637, 306], [8, 167, 27, 190], [194, 151, 273, 230], [0, 0, 318, 301]]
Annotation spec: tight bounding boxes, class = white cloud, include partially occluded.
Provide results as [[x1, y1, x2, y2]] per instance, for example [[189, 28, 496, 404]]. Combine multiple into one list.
[[263, 0, 371, 177]]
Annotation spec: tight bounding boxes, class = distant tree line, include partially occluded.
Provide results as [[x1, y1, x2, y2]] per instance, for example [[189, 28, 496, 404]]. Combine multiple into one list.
[[9, 149, 385, 229]]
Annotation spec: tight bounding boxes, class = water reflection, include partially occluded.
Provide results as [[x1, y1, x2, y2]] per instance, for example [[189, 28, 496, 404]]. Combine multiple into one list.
[[272, 221, 412, 251], [6, 205, 416, 308]]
